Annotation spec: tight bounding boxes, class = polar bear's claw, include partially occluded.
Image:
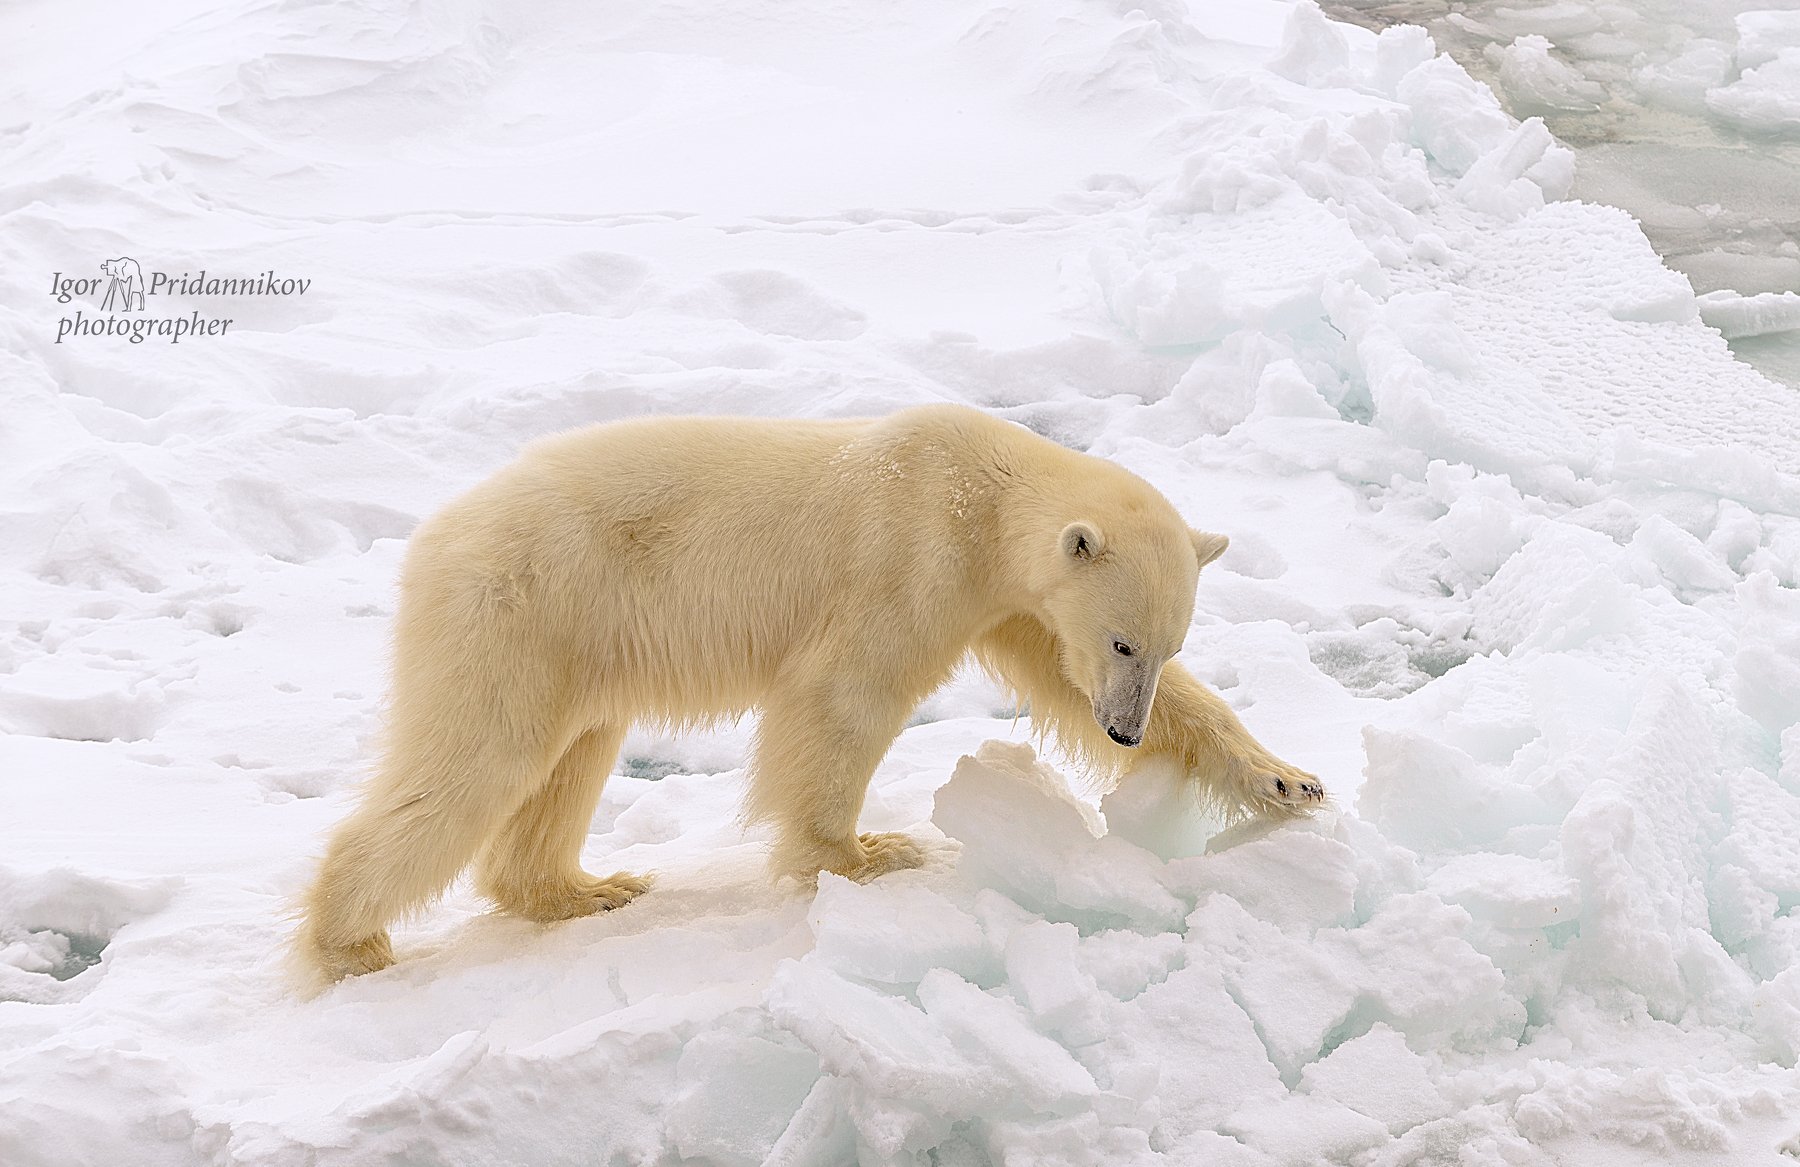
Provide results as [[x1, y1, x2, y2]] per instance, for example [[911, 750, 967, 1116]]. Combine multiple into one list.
[[840, 832, 927, 883], [1233, 752, 1327, 816], [1273, 775, 1325, 802], [509, 871, 653, 923], [310, 931, 395, 985]]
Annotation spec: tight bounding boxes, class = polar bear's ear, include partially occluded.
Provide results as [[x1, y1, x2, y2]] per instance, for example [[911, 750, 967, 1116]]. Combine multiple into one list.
[[1059, 521, 1105, 562], [1191, 529, 1229, 568]]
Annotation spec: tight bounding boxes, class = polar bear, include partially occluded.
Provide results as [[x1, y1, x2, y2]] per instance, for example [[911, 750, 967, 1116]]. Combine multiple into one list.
[[295, 404, 1322, 983]]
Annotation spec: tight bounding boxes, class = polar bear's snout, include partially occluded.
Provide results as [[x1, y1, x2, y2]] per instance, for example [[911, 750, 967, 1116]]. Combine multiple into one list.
[[1096, 663, 1160, 748]]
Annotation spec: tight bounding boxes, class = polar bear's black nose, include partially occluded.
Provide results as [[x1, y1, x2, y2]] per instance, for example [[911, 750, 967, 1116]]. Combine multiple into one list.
[[1107, 727, 1141, 748]]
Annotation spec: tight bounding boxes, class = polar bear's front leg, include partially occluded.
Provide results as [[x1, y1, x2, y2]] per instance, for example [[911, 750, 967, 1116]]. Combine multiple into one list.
[[1144, 664, 1326, 816], [1212, 733, 1326, 816], [975, 616, 1324, 819], [744, 666, 930, 883]]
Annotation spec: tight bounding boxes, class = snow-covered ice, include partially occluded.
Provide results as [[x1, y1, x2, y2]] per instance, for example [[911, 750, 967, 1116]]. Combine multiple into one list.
[[1322, 0, 1800, 390], [5, 0, 1800, 1163]]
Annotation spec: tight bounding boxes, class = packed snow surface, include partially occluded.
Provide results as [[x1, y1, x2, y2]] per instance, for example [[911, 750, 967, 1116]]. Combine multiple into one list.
[[5, 1, 1800, 1164]]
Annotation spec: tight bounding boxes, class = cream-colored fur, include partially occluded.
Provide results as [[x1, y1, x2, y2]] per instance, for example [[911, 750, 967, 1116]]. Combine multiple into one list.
[[294, 404, 1322, 985]]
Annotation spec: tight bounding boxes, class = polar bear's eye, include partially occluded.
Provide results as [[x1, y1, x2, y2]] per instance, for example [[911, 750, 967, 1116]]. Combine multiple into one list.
[[1113, 641, 1133, 657]]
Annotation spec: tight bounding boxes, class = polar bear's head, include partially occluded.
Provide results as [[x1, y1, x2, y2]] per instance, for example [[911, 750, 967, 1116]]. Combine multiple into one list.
[[1041, 514, 1227, 748]]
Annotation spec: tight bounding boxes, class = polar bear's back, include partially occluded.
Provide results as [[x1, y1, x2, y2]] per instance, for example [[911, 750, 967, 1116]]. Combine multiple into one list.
[[394, 406, 1027, 720]]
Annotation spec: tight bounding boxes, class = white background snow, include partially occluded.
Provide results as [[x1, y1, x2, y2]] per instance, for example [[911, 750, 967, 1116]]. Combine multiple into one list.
[[5, 1, 1800, 1164]]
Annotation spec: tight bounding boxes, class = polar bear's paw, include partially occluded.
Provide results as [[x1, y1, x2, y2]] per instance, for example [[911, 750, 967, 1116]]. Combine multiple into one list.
[[511, 871, 653, 923], [1228, 751, 1326, 818], [839, 832, 928, 883], [315, 931, 395, 983]]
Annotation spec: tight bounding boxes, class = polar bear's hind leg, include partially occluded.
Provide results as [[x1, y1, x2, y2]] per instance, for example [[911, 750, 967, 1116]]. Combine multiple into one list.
[[474, 724, 652, 922]]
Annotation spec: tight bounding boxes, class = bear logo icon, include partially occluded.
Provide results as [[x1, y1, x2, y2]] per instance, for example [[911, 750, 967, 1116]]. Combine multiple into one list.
[[99, 257, 145, 312]]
